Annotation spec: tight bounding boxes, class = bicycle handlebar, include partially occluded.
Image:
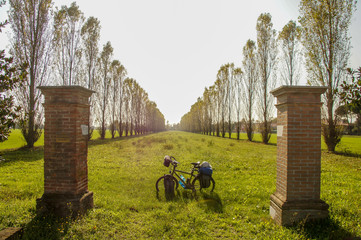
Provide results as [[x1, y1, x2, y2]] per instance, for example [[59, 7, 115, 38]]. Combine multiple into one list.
[[169, 156, 179, 165]]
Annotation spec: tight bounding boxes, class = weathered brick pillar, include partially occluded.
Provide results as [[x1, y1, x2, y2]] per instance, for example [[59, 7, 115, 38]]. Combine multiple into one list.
[[37, 86, 94, 217], [270, 86, 329, 226]]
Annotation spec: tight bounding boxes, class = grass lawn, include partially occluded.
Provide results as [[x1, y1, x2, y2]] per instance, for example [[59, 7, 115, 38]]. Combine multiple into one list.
[[0, 131, 360, 239], [0, 129, 115, 150]]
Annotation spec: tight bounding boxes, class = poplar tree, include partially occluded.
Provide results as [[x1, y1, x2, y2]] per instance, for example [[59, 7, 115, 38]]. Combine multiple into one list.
[[242, 39, 258, 141], [299, 0, 357, 152], [9, 0, 53, 148], [98, 41, 113, 139], [278, 20, 302, 86], [256, 13, 278, 144], [81, 16, 101, 90], [53, 1, 85, 86]]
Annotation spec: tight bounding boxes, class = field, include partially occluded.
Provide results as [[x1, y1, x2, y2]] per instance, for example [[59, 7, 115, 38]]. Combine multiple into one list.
[[0, 131, 360, 239]]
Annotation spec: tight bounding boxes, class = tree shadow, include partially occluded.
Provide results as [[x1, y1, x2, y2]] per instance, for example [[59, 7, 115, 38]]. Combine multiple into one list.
[[0, 147, 44, 165], [88, 137, 120, 148], [334, 150, 361, 158], [88, 134, 151, 148], [289, 217, 360, 240]]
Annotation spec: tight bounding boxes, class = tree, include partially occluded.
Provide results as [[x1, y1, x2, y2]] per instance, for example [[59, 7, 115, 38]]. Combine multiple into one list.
[[109, 60, 120, 138], [97, 41, 113, 139], [225, 63, 235, 139], [9, 0, 53, 148], [116, 64, 127, 137], [242, 39, 258, 141], [81, 16, 101, 90], [256, 13, 278, 144], [215, 64, 233, 138], [299, 0, 357, 152], [278, 20, 302, 86], [233, 67, 243, 140], [0, 51, 26, 142], [53, 1, 85, 86], [202, 87, 213, 135], [339, 67, 361, 135], [81, 16, 101, 139], [0, 1, 27, 142]]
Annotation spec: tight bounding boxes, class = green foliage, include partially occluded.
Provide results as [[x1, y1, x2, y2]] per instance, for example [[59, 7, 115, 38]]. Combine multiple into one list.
[[299, 0, 357, 152], [0, 2, 27, 143], [340, 67, 361, 114], [0, 129, 43, 150], [0, 131, 360, 239], [0, 50, 27, 142]]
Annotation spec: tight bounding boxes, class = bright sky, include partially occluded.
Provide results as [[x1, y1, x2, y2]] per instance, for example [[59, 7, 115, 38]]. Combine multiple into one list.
[[1, 0, 360, 124]]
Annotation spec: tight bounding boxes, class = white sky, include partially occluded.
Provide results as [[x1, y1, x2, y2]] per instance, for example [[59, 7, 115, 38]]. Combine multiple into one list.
[[1, 0, 360, 124]]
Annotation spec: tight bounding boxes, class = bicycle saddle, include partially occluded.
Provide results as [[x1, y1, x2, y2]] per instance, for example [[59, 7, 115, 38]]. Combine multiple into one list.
[[191, 162, 200, 166]]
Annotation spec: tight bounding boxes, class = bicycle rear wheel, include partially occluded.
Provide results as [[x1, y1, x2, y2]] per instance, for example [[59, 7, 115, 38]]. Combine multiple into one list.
[[192, 175, 215, 194]]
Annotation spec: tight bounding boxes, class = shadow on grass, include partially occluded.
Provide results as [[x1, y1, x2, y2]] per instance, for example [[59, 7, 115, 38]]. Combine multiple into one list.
[[290, 217, 360, 240], [156, 189, 223, 213], [334, 150, 361, 158], [197, 192, 223, 213], [21, 214, 72, 240], [0, 147, 44, 164], [88, 133, 152, 148]]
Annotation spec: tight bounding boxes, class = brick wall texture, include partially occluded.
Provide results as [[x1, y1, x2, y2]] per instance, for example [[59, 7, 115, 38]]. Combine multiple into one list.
[[275, 91, 323, 201], [39, 86, 93, 196], [270, 86, 329, 225]]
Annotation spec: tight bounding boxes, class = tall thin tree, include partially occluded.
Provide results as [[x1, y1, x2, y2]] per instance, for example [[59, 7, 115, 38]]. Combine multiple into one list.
[[278, 20, 302, 86], [256, 13, 278, 144], [299, 0, 356, 152], [81, 16, 100, 90], [242, 39, 258, 141], [9, 0, 53, 148], [53, 1, 85, 85], [98, 41, 113, 139]]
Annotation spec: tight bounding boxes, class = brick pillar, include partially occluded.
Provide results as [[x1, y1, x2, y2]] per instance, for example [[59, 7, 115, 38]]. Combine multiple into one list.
[[36, 86, 94, 217], [270, 86, 329, 226]]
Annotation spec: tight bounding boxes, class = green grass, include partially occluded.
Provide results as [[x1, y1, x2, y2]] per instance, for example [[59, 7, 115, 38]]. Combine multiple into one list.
[[0, 130, 44, 150], [0, 129, 117, 150], [3, 129, 360, 155], [217, 132, 361, 155], [0, 131, 360, 239]]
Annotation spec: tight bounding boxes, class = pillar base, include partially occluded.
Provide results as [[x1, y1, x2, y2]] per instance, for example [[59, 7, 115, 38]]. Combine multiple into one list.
[[36, 191, 93, 218], [270, 193, 329, 226]]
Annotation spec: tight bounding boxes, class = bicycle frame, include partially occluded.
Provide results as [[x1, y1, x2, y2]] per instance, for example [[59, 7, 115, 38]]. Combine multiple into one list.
[[169, 161, 199, 189]]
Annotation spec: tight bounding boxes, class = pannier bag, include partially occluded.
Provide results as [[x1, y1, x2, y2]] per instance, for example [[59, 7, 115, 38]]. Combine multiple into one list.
[[199, 161, 213, 188], [199, 161, 213, 176], [200, 175, 211, 188], [164, 155, 172, 167]]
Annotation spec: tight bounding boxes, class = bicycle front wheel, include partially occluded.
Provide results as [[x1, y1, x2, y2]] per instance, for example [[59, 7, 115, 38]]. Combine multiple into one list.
[[192, 175, 215, 194], [156, 175, 179, 192]]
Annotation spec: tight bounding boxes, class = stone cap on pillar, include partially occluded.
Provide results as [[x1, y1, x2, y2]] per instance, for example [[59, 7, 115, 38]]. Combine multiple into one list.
[[271, 86, 328, 106], [38, 86, 95, 105]]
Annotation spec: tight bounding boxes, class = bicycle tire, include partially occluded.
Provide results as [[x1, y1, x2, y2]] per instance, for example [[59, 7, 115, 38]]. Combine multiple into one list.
[[155, 175, 179, 192], [192, 175, 215, 193]]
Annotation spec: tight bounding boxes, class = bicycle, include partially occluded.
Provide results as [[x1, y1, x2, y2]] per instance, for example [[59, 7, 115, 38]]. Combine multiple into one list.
[[155, 156, 215, 195]]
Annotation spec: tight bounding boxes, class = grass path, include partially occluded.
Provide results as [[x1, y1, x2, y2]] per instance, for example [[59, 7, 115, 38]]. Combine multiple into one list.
[[2, 129, 360, 156], [0, 131, 360, 239]]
